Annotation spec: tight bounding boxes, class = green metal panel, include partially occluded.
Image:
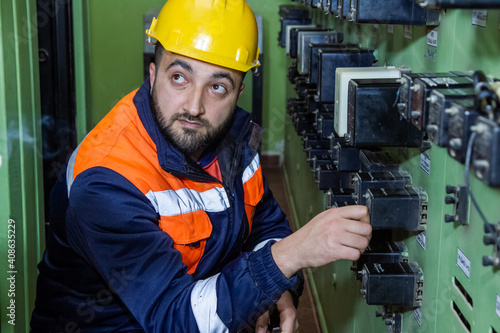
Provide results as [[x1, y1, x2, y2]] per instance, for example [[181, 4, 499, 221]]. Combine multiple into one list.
[[73, 0, 92, 142], [283, 5, 500, 333], [246, 0, 294, 154], [0, 0, 45, 331]]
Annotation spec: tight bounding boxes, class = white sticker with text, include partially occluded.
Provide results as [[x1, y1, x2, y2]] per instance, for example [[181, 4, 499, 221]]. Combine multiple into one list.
[[416, 232, 426, 251], [413, 308, 422, 326], [427, 29, 438, 47], [420, 152, 430, 175], [496, 294, 500, 319], [388, 25, 394, 34], [472, 9, 487, 27], [404, 25, 413, 39], [457, 248, 471, 279]]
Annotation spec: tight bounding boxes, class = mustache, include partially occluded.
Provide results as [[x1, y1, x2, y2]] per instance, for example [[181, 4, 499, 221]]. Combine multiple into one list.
[[171, 113, 210, 127]]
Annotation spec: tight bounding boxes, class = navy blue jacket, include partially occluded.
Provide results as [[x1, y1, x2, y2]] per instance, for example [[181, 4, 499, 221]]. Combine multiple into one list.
[[30, 79, 302, 332]]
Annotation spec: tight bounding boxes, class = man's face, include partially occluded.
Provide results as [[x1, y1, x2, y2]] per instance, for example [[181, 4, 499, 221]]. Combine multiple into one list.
[[149, 50, 245, 160]]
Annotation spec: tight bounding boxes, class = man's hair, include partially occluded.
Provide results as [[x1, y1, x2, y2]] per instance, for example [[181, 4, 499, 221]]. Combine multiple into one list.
[[154, 42, 165, 72]]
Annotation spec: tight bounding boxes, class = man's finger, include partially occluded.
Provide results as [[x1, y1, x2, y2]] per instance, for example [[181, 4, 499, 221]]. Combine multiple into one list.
[[255, 311, 270, 333]]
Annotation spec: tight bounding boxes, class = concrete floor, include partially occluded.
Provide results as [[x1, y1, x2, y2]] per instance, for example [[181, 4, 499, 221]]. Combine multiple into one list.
[[262, 164, 322, 333]]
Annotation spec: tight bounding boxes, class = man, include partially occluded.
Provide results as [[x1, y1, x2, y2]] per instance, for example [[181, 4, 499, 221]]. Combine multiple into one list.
[[30, 0, 371, 332]]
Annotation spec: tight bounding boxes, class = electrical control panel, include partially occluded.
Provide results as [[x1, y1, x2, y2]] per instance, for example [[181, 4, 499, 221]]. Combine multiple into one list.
[[281, 4, 500, 333]]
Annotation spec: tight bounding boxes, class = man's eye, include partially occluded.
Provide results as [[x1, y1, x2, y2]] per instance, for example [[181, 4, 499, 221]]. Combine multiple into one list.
[[172, 74, 187, 84], [212, 84, 227, 94]]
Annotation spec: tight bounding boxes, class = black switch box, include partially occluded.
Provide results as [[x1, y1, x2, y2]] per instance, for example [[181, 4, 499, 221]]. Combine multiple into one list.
[[349, 0, 438, 25], [472, 116, 500, 187], [398, 72, 459, 120], [316, 113, 335, 139], [426, 87, 476, 147], [279, 5, 310, 19], [293, 112, 316, 134], [290, 27, 327, 59], [331, 142, 361, 172], [317, 49, 376, 103], [278, 5, 310, 48], [347, 78, 424, 147], [410, 75, 474, 131], [365, 187, 427, 231], [359, 150, 400, 173], [326, 187, 356, 208], [353, 241, 408, 280], [311, 154, 334, 170], [295, 77, 317, 99], [352, 171, 412, 205], [361, 261, 424, 307], [308, 43, 359, 86], [287, 98, 306, 116], [303, 134, 329, 150], [314, 164, 351, 191], [447, 99, 479, 164]]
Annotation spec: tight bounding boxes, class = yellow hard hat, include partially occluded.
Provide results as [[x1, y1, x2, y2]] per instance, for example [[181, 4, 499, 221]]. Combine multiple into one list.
[[146, 0, 260, 73]]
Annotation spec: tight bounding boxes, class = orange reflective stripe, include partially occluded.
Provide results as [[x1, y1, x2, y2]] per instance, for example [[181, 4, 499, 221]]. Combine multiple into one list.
[[242, 165, 264, 206], [242, 156, 264, 234]]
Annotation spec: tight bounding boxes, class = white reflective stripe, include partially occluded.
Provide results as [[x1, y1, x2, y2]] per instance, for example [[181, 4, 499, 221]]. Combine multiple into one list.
[[190, 274, 228, 333], [66, 145, 81, 196], [145, 187, 230, 216], [252, 238, 283, 252], [242, 154, 260, 184]]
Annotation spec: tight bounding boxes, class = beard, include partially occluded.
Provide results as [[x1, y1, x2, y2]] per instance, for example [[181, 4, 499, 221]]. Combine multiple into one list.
[[149, 83, 236, 157]]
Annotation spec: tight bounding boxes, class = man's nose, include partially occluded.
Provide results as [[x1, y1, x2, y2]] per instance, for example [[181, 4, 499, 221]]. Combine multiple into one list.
[[184, 86, 205, 117]]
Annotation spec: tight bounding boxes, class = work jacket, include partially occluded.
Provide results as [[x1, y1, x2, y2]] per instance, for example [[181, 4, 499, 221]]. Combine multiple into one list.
[[30, 79, 301, 333]]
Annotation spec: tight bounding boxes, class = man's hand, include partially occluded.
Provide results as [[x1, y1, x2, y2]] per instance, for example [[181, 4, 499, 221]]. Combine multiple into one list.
[[254, 291, 298, 333], [271, 205, 371, 278]]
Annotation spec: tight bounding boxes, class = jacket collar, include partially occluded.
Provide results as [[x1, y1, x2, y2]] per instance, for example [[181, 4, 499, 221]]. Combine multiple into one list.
[[133, 79, 257, 180]]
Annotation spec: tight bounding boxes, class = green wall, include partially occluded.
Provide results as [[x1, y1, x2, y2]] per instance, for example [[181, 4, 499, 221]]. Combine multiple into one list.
[[84, 0, 291, 154], [283, 5, 500, 333], [0, 0, 45, 332], [86, 0, 166, 126]]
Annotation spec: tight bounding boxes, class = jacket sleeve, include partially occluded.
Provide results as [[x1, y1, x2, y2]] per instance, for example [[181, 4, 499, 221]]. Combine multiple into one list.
[[242, 174, 305, 307], [66, 167, 296, 333]]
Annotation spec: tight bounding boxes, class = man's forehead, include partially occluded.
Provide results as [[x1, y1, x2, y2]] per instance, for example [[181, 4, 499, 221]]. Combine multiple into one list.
[[162, 50, 243, 80]]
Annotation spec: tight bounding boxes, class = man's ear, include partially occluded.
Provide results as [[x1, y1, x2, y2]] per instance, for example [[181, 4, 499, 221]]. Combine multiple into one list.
[[238, 83, 245, 97], [149, 62, 156, 93]]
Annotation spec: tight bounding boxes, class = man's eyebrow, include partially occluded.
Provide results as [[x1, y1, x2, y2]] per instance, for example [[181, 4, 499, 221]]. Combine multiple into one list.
[[166, 59, 193, 73], [212, 72, 236, 89]]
